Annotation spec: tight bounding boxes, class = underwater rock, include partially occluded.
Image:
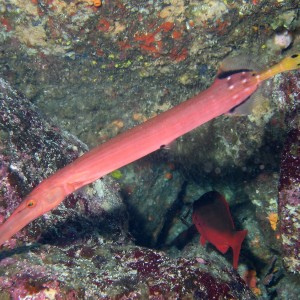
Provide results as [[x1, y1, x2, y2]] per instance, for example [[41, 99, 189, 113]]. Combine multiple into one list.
[[278, 127, 300, 274], [0, 242, 257, 299], [0, 0, 299, 148], [277, 73, 300, 274], [116, 158, 185, 248]]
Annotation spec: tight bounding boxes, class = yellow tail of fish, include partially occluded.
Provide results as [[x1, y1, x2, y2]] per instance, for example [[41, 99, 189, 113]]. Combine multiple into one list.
[[258, 54, 300, 81]]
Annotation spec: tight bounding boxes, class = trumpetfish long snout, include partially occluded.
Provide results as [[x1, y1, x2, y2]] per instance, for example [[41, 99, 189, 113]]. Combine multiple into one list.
[[0, 54, 300, 248]]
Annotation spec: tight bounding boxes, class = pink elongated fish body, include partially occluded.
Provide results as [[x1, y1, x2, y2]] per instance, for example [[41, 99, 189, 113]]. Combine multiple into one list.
[[192, 191, 247, 270], [0, 54, 300, 247]]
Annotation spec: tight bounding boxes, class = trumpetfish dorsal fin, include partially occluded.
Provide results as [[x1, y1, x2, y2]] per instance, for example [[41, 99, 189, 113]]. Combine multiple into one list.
[[218, 54, 260, 74], [258, 53, 300, 81]]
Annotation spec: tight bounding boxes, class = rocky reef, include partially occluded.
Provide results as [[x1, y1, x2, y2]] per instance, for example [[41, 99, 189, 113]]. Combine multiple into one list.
[[0, 0, 300, 299], [0, 0, 299, 147], [278, 74, 300, 274], [278, 127, 300, 271]]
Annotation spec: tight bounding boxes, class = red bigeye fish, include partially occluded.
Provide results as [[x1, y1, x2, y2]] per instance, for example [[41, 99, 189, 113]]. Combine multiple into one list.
[[0, 54, 300, 248], [192, 191, 247, 270]]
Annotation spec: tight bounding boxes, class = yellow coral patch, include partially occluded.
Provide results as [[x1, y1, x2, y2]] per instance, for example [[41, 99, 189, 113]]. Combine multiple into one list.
[[112, 120, 124, 129], [110, 170, 123, 179], [267, 212, 278, 231]]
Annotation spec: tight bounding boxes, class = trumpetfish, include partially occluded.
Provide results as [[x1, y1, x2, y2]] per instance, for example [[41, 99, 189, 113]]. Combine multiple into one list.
[[0, 54, 299, 248]]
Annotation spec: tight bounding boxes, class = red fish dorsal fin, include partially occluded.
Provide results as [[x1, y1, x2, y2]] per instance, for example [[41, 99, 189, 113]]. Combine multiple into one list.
[[214, 193, 235, 229], [217, 53, 260, 76]]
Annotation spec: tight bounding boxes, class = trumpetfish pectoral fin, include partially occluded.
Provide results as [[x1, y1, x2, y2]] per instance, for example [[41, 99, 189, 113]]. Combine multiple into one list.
[[258, 53, 300, 81], [227, 88, 269, 116]]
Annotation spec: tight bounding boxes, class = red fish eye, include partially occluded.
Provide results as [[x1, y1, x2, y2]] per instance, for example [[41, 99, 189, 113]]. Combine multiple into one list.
[[26, 199, 36, 208]]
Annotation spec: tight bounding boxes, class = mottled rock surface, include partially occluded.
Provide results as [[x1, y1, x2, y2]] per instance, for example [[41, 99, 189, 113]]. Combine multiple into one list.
[[278, 73, 300, 274], [0, 0, 299, 147]]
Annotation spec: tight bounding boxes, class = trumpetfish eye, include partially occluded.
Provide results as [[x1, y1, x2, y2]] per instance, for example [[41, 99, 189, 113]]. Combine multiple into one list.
[[26, 199, 36, 208]]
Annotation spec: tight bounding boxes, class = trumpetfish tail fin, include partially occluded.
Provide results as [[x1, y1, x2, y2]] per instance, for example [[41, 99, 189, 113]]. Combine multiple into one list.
[[258, 53, 300, 82]]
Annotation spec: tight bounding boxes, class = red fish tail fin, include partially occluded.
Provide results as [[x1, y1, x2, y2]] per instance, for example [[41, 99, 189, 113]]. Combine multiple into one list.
[[231, 230, 248, 270]]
